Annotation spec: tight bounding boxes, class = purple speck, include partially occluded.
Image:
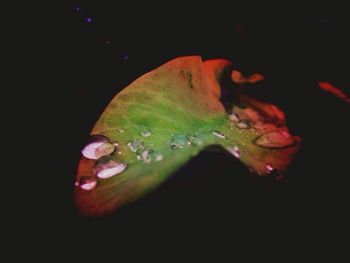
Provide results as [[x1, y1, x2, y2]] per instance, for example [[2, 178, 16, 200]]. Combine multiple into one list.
[[85, 17, 93, 23], [76, 7, 81, 12]]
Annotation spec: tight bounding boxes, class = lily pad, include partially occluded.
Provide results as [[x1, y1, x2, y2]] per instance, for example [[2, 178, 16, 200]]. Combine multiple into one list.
[[75, 56, 301, 216]]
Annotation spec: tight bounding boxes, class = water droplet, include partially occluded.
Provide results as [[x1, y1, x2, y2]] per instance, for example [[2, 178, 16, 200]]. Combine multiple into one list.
[[212, 130, 226, 139], [236, 120, 250, 129], [127, 140, 144, 152], [266, 164, 274, 173], [76, 176, 97, 191], [141, 150, 151, 164], [140, 128, 152, 137], [188, 134, 203, 146], [169, 134, 190, 150], [156, 154, 163, 161], [81, 135, 115, 160], [93, 160, 127, 179], [254, 130, 295, 148], [229, 112, 239, 122], [229, 146, 240, 158]]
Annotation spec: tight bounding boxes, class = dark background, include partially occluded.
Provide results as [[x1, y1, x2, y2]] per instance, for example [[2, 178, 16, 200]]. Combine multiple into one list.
[[7, 1, 349, 261]]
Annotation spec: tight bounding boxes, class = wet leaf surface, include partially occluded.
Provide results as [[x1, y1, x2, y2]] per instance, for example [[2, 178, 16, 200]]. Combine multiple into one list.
[[75, 56, 300, 216]]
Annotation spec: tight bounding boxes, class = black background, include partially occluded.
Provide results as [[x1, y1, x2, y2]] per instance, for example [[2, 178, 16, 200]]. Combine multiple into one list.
[[7, 1, 350, 261]]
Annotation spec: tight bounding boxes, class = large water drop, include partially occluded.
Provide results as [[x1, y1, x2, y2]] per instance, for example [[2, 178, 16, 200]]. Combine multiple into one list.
[[254, 130, 295, 148], [81, 135, 115, 160], [93, 160, 127, 179]]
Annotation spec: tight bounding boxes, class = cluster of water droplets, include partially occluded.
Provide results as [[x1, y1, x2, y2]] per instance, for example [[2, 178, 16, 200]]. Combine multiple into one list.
[[76, 107, 296, 191], [76, 134, 127, 191], [127, 139, 144, 153], [225, 109, 297, 177], [126, 128, 164, 165]]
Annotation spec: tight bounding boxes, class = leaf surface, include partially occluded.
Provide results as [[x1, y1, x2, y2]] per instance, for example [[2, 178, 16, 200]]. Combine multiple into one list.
[[75, 56, 300, 216]]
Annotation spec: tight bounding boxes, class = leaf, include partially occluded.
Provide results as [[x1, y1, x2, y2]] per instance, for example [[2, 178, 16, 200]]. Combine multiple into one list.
[[75, 56, 300, 216], [231, 70, 265, 84], [318, 81, 350, 104]]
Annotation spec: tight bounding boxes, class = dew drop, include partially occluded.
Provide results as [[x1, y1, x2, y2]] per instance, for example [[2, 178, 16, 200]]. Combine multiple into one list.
[[93, 160, 127, 179], [81, 135, 115, 160], [156, 154, 163, 161], [229, 146, 240, 158], [127, 140, 144, 152], [188, 134, 203, 146], [254, 130, 295, 148], [169, 134, 190, 150], [212, 130, 226, 139], [266, 164, 274, 173], [236, 120, 250, 129], [141, 150, 151, 164], [140, 128, 152, 137], [76, 176, 97, 191], [229, 112, 239, 122]]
